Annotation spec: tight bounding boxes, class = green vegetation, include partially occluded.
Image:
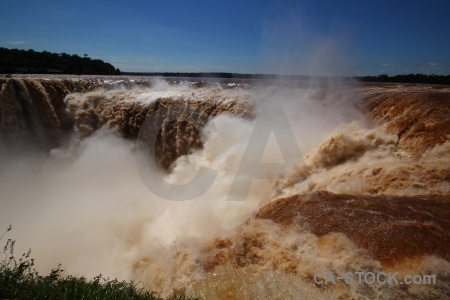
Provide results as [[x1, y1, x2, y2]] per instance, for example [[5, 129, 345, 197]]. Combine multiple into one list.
[[123, 72, 450, 84], [0, 226, 198, 300], [121, 71, 309, 80], [0, 48, 120, 75], [1, 46, 448, 84], [359, 73, 450, 85]]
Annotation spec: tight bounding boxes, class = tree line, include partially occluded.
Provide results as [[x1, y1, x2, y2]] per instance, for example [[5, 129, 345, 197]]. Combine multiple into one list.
[[0, 47, 120, 75], [1, 47, 448, 84], [359, 73, 450, 85], [123, 72, 450, 85], [121, 72, 307, 79]]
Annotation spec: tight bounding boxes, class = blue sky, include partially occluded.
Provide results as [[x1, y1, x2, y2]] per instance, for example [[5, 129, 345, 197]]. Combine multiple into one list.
[[1, 0, 449, 75]]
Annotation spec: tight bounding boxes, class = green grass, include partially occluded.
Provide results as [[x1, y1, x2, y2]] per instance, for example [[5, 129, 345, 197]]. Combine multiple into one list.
[[0, 226, 199, 300]]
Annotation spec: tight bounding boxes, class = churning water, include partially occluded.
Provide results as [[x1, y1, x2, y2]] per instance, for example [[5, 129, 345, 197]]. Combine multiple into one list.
[[0, 75, 449, 298]]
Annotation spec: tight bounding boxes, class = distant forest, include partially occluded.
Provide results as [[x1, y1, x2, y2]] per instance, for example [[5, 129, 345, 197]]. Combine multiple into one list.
[[0, 48, 120, 75], [124, 72, 450, 85], [1, 47, 449, 84], [359, 73, 450, 85]]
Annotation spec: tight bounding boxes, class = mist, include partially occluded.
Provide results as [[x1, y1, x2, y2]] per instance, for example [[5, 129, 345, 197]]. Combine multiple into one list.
[[2, 71, 450, 298], [0, 78, 361, 281]]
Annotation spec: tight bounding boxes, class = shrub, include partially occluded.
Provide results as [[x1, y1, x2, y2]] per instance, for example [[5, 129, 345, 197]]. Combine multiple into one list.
[[0, 226, 198, 300]]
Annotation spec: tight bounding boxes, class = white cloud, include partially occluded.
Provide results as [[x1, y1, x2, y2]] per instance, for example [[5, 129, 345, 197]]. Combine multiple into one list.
[[8, 40, 29, 45], [380, 63, 399, 67]]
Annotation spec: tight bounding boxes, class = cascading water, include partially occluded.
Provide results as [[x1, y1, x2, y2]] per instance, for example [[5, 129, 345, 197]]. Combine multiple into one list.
[[0, 75, 449, 299]]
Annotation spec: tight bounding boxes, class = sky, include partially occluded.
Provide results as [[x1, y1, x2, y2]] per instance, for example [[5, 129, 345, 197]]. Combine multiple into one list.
[[1, 0, 449, 75]]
